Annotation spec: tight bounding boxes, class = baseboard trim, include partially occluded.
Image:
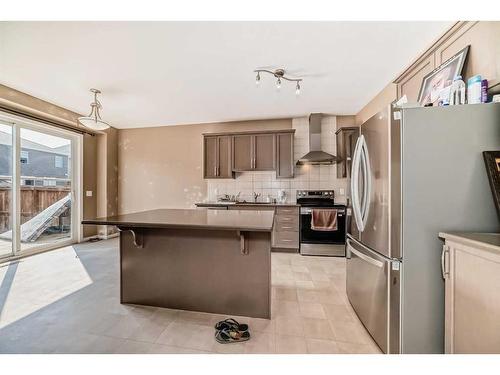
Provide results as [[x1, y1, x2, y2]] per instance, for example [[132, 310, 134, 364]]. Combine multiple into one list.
[[98, 232, 119, 240]]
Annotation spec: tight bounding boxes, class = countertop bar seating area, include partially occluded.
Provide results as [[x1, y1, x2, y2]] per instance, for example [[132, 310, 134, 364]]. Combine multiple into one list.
[[83, 209, 274, 318]]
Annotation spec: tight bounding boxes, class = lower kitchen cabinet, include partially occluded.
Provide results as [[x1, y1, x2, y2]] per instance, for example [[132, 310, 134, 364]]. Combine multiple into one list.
[[228, 205, 299, 251], [273, 207, 299, 250], [439, 232, 500, 354]]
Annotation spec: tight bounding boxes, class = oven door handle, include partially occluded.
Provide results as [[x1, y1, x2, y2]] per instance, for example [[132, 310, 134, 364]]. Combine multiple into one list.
[[300, 207, 345, 214]]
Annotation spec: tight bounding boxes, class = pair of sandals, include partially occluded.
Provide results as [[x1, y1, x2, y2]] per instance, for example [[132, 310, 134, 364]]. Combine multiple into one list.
[[214, 318, 251, 344]]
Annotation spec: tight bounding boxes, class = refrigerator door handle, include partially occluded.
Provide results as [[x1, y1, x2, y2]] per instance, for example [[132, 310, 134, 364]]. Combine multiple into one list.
[[351, 135, 364, 232], [347, 239, 384, 268], [360, 138, 372, 230]]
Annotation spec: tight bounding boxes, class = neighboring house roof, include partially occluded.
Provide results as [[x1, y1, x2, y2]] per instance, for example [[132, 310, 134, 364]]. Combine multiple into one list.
[[0, 131, 70, 156]]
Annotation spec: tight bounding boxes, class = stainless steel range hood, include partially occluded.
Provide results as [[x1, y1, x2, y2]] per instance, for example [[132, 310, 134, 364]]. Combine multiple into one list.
[[296, 113, 338, 165]]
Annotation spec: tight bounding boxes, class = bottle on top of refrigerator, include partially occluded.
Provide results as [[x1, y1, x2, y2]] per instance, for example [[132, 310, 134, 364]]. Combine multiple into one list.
[[481, 79, 489, 103], [467, 75, 482, 104], [448, 75, 466, 105]]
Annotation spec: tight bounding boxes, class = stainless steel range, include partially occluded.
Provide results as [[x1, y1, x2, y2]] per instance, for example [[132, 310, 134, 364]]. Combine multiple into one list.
[[296, 190, 346, 257]]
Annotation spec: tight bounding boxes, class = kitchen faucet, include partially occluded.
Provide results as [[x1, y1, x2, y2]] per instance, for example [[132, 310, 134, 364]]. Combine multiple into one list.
[[253, 192, 261, 203]]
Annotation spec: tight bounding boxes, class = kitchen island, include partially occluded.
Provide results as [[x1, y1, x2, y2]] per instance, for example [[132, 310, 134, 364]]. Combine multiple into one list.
[[82, 208, 274, 319]]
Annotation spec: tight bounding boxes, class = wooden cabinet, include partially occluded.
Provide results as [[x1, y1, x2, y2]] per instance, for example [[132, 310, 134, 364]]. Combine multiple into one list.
[[254, 134, 275, 171], [335, 127, 359, 179], [397, 54, 435, 102], [203, 135, 233, 179], [232, 134, 253, 171], [272, 206, 299, 250], [276, 132, 294, 178], [394, 21, 500, 103], [440, 232, 500, 354], [233, 133, 275, 171], [204, 130, 294, 179], [227, 205, 299, 252]]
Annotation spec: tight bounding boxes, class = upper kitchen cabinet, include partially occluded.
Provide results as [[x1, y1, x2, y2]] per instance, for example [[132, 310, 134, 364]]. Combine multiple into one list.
[[203, 135, 234, 179], [254, 134, 276, 171], [232, 134, 254, 171], [396, 55, 435, 102], [394, 22, 500, 102], [232, 132, 275, 171], [335, 127, 359, 179], [276, 132, 294, 178], [204, 129, 295, 178]]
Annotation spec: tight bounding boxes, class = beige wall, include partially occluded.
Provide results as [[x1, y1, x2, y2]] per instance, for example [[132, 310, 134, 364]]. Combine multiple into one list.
[[82, 134, 97, 237], [118, 119, 291, 214], [0, 84, 118, 239], [96, 127, 119, 236], [355, 83, 398, 125]]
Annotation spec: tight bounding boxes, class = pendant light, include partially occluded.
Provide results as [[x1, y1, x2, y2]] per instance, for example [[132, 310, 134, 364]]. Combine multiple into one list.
[[78, 88, 111, 130]]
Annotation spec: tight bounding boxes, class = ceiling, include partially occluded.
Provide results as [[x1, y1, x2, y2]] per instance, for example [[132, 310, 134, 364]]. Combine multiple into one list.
[[0, 21, 451, 129]]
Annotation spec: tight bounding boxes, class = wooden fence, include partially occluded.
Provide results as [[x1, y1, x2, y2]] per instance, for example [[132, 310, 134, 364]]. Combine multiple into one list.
[[0, 186, 71, 233]]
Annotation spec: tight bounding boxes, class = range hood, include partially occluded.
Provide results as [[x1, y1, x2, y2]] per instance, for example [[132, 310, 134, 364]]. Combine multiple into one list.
[[296, 113, 338, 165]]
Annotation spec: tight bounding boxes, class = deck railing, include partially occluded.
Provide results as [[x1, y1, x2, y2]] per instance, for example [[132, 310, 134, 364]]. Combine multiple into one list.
[[0, 176, 71, 233]]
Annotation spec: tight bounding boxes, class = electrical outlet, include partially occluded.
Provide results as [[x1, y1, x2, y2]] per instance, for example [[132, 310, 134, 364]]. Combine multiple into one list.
[[86, 191, 93, 197], [339, 188, 345, 195]]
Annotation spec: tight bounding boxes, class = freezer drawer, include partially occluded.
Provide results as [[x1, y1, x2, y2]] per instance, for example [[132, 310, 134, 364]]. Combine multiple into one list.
[[346, 236, 401, 353]]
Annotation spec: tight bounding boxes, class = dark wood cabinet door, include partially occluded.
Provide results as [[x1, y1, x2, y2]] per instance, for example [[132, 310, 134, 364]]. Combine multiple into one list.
[[276, 132, 294, 178], [335, 127, 359, 178], [232, 134, 253, 171], [217, 136, 233, 178], [254, 134, 275, 171], [204, 136, 218, 178]]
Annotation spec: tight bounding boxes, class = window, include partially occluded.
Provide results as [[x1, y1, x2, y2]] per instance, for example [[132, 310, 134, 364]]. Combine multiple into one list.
[[55, 155, 63, 168], [43, 179, 56, 187], [20, 150, 29, 164], [22, 179, 34, 186]]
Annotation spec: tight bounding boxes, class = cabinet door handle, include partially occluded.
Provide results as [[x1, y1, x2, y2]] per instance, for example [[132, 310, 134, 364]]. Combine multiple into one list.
[[441, 245, 450, 279]]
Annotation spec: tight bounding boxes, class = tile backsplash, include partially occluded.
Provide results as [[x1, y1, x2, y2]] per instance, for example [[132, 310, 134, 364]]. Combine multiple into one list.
[[206, 115, 348, 204]]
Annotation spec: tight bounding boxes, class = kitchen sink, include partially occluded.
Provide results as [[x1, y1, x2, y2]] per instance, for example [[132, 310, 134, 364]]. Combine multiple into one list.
[[236, 201, 272, 205]]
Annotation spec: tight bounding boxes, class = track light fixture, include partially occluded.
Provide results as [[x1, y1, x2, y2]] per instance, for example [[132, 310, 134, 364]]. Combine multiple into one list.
[[254, 68, 303, 95]]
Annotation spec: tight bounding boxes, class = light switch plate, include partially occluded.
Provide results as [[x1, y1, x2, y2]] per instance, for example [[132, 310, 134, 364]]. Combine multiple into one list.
[[339, 188, 345, 195], [86, 191, 93, 197]]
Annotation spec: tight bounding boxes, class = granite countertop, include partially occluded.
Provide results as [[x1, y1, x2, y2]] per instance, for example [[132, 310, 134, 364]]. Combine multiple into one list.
[[439, 232, 500, 252], [195, 202, 300, 207], [82, 208, 274, 232]]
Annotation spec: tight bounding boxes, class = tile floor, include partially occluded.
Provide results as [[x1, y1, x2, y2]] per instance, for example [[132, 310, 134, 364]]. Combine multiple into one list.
[[0, 238, 381, 354]]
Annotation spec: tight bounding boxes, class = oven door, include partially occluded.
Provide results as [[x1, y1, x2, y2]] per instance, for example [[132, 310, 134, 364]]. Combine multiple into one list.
[[299, 207, 346, 244]]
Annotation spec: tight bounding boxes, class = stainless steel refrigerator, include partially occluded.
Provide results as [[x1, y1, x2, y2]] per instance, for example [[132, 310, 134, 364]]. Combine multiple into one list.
[[345, 103, 500, 354]]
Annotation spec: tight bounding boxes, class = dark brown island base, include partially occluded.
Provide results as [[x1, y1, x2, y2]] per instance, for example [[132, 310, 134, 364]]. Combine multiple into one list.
[[82, 208, 274, 319]]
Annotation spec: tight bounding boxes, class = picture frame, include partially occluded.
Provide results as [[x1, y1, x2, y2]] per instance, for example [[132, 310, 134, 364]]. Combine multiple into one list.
[[417, 45, 470, 105], [483, 151, 500, 220]]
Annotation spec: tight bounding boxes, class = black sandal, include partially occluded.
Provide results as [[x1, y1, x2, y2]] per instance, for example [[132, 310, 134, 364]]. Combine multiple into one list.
[[215, 327, 250, 344], [214, 318, 249, 332]]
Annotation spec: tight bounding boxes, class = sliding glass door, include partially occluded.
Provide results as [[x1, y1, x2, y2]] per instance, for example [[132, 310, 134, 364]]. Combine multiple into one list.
[[0, 114, 81, 259], [0, 122, 13, 258]]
